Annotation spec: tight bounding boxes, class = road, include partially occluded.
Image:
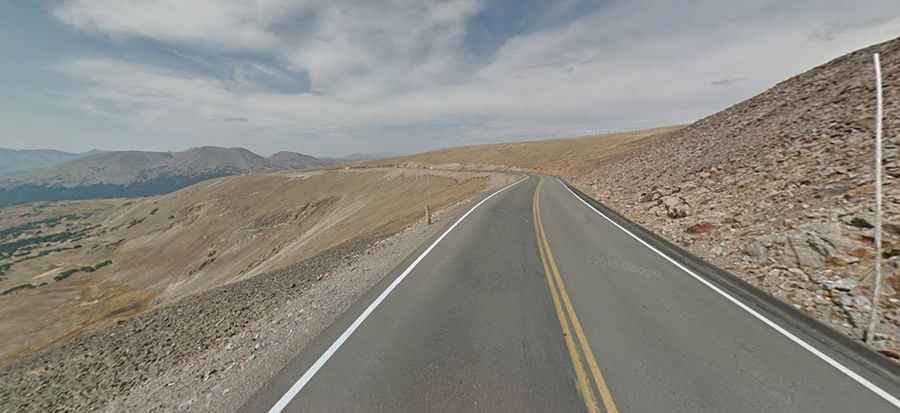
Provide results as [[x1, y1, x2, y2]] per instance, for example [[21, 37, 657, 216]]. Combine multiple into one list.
[[242, 176, 900, 412]]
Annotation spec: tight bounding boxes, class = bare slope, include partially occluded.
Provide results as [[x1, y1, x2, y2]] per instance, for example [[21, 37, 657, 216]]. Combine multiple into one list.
[[571, 37, 900, 352], [0, 168, 506, 365], [369, 126, 680, 173]]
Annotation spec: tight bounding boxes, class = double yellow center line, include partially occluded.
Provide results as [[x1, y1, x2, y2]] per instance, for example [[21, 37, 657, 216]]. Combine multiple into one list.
[[533, 179, 619, 413]]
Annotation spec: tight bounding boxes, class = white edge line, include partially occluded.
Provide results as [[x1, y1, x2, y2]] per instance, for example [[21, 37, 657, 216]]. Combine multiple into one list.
[[556, 178, 900, 408], [267, 176, 528, 413]]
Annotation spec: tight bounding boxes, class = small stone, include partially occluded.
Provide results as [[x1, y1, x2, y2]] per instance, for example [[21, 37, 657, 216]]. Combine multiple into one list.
[[661, 196, 690, 219], [686, 222, 716, 234], [787, 268, 811, 282], [823, 277, 858, 291], [847, 217, 874, 229], [879, 349, 900, 360], [884, 223, 900, 236], [853, 295, 871, 311], [848, 248, 871, 258], [742, 241, 768, 263]]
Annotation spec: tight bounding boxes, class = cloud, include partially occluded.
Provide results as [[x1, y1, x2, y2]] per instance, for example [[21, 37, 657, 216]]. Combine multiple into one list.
[[710, 77, 749, 87], [34, 0, 900, 156], [52, 0, 290, 50], [52, 0, 483, 100], [810, 14, 900, 42], [54, 57, 240, 124]]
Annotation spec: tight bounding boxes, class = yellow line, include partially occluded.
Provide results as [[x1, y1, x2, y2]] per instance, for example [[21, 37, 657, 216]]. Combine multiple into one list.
[[534, 178, 620, 413], [533, 180, 600, 413]]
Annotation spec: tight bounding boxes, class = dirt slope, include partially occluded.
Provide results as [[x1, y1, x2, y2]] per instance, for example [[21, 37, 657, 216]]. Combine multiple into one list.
[[0, 168, 508, 365]]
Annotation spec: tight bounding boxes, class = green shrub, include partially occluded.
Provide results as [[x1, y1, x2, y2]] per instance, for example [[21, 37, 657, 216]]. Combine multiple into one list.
[[54, 269, 79, 281], [0, 283, 35, 296]]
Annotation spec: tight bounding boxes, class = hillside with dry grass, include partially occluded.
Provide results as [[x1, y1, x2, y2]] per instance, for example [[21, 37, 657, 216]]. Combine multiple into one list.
[[0, 168, 510, 365], [368, 126, 680, 174]]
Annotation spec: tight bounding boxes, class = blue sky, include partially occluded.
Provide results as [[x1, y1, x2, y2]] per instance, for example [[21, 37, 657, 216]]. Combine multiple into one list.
[[1, 1, 899, 157]]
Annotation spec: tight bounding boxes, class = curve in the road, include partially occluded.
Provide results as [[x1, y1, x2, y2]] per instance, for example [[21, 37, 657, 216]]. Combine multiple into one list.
[[243, 175, 900, 413]]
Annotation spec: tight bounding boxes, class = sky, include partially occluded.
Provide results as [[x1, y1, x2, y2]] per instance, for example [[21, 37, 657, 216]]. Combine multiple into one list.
[[1, 1, 899, 157]]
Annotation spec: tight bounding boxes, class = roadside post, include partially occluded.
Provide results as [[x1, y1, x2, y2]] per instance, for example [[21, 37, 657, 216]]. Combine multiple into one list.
[[866, 53, 884, 343]]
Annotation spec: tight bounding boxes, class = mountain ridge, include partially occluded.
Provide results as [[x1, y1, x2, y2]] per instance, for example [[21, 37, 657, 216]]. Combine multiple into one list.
[[0, 146, 330, 206], [0, 148, 87, 177]]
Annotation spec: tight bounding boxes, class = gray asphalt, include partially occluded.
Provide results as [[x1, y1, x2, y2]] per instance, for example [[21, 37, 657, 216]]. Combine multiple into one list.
[[242, 176, 900, 412]]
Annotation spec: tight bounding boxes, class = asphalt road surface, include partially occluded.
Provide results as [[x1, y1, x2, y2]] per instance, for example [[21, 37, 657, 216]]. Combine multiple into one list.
[[242, 176, 900, 412]]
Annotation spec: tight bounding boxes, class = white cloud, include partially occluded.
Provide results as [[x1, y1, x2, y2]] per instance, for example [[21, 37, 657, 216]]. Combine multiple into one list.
[[283, 0, 483, 99], [52, 0, 295, 50], [54, 57, 248, 129], [53, 0, 483, 99], [45, 0, 900, 155]]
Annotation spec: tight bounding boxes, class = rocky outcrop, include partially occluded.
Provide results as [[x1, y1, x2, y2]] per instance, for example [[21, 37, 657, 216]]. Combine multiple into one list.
[[572, 37, 900, 353]]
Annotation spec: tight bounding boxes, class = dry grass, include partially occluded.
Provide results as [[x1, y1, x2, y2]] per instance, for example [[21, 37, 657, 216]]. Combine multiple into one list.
[[0, 167, 514, 364], [368, 126, 682, 175]]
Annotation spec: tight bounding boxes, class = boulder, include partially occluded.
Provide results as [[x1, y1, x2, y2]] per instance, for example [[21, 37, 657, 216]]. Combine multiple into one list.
[[742, 241, 768, 263], [784, 222, 861, 269], [787, 235, 827, 268], [661, 196, 690, 219], [639, 190, 661, 203]]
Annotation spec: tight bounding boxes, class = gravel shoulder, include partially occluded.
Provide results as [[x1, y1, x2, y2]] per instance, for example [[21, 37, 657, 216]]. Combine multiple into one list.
[[0, 174, 518, 412]]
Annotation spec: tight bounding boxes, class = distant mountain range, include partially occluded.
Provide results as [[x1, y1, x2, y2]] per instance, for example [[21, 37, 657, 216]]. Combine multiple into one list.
[[0, 149, 92, 177], [268, 151, 330, 170], [326, 152, 399, 162], [0, 146, 335, 206]]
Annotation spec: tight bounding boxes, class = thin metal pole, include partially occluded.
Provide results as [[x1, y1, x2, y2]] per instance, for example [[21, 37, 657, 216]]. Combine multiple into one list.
[[866, 53, 884, 343]]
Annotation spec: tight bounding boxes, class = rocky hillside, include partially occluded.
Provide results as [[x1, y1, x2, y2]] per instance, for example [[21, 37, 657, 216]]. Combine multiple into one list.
[[0, 147, 328, 206], [573, 37, 900, 354]]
